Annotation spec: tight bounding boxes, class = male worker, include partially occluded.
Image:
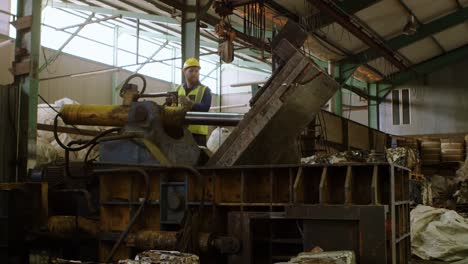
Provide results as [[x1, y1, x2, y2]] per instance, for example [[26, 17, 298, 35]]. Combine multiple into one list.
[[175, 57, 212, 146]]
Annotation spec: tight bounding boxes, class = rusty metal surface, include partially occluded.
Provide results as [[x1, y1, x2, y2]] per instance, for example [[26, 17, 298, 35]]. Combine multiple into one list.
[[120, 250, 200, 264], [126, 230, 178, 250], [286, 205, 387, 264], [61, 104, 130, 127], [25, 161, 409, 263], [208, 39, 339, 166], [97, 102, 201, 165], [48, 216, 99, 236]]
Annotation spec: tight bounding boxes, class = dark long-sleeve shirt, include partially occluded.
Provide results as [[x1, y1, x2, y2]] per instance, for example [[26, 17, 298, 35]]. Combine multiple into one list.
[[183, 82, 212, 112]]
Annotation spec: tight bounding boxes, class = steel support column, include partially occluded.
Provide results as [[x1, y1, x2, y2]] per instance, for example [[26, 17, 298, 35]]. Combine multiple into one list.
[[333, 88, 343, 116], [14, 0, 42, 179], [329, 62, 343, 116], [111, 26, 120, 105], [368, 83, 379, 129], [181, 0, 200, 82]]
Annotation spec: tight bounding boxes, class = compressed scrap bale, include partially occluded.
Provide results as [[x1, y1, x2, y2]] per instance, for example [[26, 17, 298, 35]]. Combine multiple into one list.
[[441, 139, 465, 162], [420, 138, 441, 164], [118, 250, 199, 264]]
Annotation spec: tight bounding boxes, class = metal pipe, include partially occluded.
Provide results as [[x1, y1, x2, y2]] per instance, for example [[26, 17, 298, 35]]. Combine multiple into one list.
[[210, 104, 248, 110], [138, 92, 174, 98], [61, 104, 244, 127], [184, 112, 244, 126], [0, 9, 15, 17], [58, 14, 122, 31]]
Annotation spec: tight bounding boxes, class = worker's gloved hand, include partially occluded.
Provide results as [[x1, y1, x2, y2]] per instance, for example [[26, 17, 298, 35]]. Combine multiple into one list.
[[179, 95, 194, 110]]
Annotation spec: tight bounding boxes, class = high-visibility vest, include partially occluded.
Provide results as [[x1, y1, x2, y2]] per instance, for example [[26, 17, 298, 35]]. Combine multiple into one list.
[[176, 84, 208, 135]]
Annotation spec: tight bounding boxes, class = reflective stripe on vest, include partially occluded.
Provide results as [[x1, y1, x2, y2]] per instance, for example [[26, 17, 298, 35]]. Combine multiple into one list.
[[176, 84, 209, 136]]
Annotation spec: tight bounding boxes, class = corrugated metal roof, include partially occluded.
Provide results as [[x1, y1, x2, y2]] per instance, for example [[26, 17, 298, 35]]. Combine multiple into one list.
[[433, 22, 468, 51], [397, 37, 443, 64], [354, 0, 407, 39], [403, 0, 458, 23], [318, 22, 365, 52], [367, 57, 400, 76]]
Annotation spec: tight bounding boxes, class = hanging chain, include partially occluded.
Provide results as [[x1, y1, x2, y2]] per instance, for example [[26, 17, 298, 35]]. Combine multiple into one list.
[[243, 1, 265, 41]]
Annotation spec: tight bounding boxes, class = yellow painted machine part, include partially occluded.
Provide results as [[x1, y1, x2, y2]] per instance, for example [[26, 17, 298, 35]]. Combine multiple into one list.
[[60, 105, 130, 127]]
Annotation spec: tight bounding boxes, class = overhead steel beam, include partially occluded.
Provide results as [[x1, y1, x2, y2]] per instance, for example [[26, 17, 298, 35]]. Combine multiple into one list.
[[50, 1, 180, 25], [308, 0, 407, 71], [135, 40, 169, 73], [119, 27, 217, 48], [121, 26, 269, 62], [342, 84, 375, 101], [38, 13, 95, 73], [58, 14, 122, 31], [153, 0, 186, 11], [266, 0, 377, 30], [309, 0, 377, 30], [148, 0, 274, 54], [265, 0, 386, 82], [347, 5, 468, 65], [397, 0, 446, 53]]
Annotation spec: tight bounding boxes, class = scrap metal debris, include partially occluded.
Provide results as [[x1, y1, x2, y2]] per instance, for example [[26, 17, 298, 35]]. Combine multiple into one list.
[[301, 150, 385, 165], [386, 147, 419, 169], [118, 250, 199, 264]]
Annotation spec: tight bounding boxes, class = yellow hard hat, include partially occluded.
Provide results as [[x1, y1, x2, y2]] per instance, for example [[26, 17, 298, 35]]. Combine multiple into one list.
[[183, 57, 200, 71]]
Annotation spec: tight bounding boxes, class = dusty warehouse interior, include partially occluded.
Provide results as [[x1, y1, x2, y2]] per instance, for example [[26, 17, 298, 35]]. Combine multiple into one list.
[[2, 0, 468, 263]]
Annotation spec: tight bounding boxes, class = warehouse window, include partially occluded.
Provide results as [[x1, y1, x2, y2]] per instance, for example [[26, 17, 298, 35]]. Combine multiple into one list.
[[392, 89, 411, 125]]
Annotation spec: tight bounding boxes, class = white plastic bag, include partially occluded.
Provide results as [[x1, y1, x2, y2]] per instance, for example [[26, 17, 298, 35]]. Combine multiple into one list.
[[411, 205, 468, 261], [37, 104, 60, 142], [207, 127, 231, 153]]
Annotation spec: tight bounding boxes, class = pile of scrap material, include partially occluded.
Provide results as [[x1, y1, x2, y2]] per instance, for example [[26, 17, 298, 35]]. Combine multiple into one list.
[[118, 250, 199, 264], [276, 247, 355, 264], [386, 147, 419, 169], [301, 150, 385, 165], [411, 205, 468, 261]]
